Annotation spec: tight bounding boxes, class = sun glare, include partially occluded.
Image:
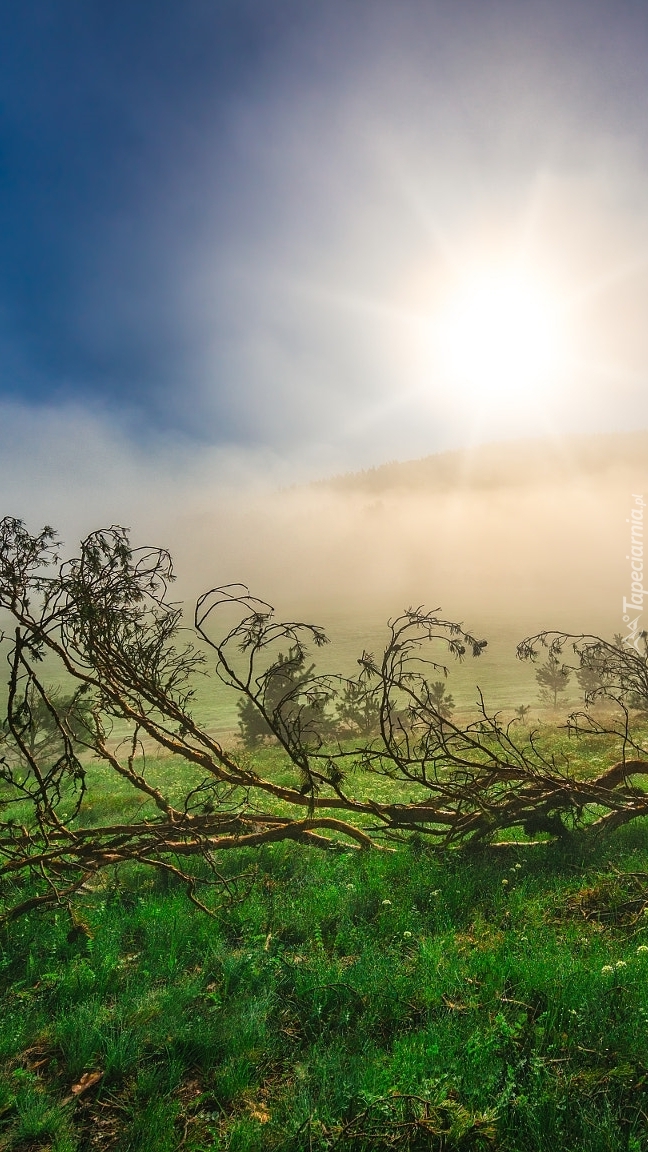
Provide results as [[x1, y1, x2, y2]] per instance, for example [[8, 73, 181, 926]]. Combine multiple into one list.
[[435, 268, 563, 406]]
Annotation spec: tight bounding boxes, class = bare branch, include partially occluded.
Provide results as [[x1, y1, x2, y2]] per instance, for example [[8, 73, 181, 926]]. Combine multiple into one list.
[[3, 518, 648, 921]]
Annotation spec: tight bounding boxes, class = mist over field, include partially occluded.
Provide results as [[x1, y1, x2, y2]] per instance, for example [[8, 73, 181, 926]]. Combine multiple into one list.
[[5, 420, 643, 643], [127, 430, 640, 641], [5, 422, 645, 729]]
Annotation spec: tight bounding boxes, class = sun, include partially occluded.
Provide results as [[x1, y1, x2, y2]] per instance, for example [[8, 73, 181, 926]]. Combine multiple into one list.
[[435, 266, 563, 405]]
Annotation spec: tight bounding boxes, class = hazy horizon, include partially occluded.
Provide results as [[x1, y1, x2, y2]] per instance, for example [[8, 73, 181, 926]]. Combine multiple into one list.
[[4, 429, 644, 653]]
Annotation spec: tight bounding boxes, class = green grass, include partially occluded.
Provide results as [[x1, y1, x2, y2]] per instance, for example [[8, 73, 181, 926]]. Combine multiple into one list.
[[5, 823, 648, 1149], [2, 623, 647, 1150], [55, 712, 639, 834]]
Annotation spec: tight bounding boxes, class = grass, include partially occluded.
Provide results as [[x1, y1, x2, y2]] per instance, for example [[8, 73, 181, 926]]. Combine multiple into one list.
[[5, 818, 648, 1149], [2, 619, 647, 1150]]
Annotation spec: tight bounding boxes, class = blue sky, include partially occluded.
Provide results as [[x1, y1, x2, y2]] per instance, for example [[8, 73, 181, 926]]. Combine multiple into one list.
[[3, 0, 648, 527]]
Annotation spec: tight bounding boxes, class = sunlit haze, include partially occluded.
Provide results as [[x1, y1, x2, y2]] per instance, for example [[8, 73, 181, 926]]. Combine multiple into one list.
[[1, 0, 648, 636]]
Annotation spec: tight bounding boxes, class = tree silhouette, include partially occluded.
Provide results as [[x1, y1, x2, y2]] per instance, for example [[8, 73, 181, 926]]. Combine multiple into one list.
[[535, 652, 571, 708], [428, 680, 455, 719], [333, 675, 381, 738], [237, 648, 328, 748]]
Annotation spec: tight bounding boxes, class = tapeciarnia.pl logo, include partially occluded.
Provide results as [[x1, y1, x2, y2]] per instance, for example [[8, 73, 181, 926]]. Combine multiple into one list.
[[622, 493, 646, 651]]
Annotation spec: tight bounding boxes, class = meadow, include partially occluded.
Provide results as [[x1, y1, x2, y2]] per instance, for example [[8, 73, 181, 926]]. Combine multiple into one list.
[[1, 530, 646, 1152], [185, 611, 545, 746], [4, 714, 648, 1152]]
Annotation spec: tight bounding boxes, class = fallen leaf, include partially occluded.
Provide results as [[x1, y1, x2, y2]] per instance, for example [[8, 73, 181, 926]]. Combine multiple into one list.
[[71, 1071, 103, 1097]]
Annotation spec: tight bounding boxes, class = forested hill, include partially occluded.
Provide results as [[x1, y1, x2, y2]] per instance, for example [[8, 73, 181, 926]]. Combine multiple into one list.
[[317, 431, 648, 495]]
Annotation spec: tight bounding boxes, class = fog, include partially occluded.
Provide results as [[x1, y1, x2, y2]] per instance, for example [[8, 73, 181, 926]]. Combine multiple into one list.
[[176, 436, 640, 645], [4, 402, 643, 655]]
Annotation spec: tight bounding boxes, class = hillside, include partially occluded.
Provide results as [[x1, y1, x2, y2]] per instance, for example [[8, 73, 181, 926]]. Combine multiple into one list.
[[318, 431, 648, 495]]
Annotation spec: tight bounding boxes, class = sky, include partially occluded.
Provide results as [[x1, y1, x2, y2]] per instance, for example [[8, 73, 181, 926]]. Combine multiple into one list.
[[2, 0, 648, 614]]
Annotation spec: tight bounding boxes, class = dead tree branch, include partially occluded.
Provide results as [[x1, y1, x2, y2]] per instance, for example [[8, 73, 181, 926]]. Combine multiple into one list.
[[2, 518, 648, 920]]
